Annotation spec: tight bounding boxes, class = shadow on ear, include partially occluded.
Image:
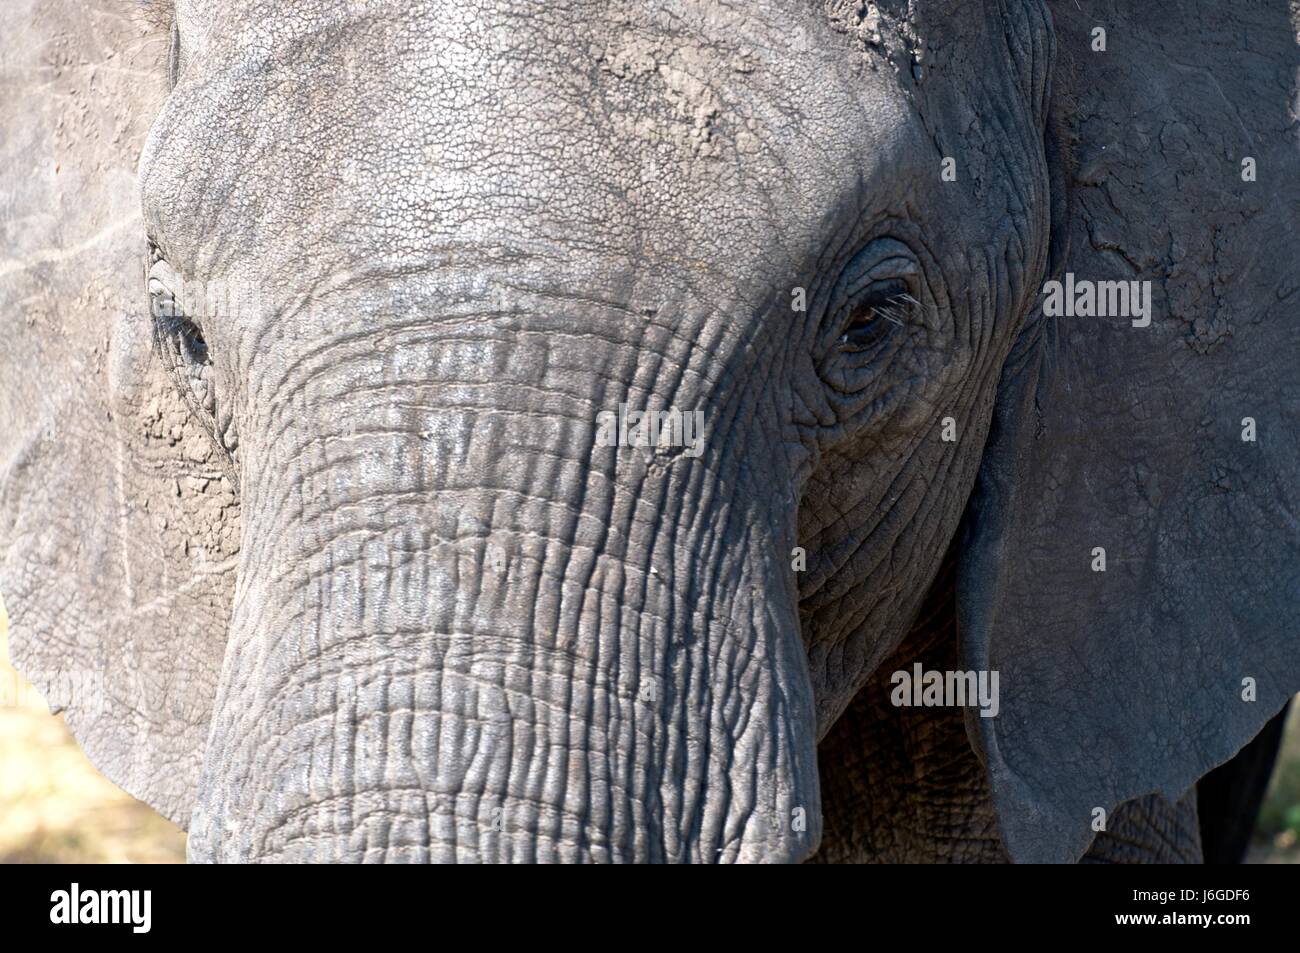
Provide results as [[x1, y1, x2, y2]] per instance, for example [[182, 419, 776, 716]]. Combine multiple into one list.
[[0, 2, 233, 825], [956, 1, 1300, 863]]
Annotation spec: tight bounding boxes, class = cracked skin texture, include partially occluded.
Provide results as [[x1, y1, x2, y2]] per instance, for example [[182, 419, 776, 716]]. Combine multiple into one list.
[[0, 0, 1295, 862]]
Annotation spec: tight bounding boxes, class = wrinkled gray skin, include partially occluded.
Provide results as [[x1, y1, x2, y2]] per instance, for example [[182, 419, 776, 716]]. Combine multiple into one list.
[[1, 0, 1297, 863]]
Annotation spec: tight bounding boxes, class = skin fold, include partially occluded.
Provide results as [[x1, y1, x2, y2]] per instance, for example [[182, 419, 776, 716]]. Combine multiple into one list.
[[0, 0, 1296, 862]]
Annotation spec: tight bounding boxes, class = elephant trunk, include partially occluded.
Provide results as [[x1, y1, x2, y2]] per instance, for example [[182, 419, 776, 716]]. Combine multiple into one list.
[[186, 286, 820, 862]]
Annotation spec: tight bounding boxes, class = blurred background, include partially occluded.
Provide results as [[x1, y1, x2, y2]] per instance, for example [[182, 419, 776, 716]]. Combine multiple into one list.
[[0, 595, 1297, 864], [0, 599, 186, 863]]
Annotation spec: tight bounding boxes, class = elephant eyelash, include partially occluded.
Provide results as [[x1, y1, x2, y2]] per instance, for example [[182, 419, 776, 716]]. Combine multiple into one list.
[[838, 284, 917, 350], [135, 0, 181, 86], [136, 0, 176, 27], [875, 293, 918, 326], [136, 0, 177, 36]]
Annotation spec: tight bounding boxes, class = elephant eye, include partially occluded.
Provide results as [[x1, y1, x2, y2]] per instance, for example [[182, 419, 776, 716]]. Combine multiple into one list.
[[149, 251, 206, 362], [839, 278, 913, 352], [147, 242, 240, 483], [815, 239, 937, 425], [149, 252, 214, 415]]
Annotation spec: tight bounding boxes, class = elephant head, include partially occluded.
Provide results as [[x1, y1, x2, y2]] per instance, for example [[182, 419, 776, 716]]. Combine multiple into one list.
[[1, 0, 1296, 862]]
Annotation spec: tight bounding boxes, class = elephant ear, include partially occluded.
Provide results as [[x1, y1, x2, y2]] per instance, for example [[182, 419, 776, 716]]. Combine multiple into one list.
[[0, 0, 233, 825], [957, 2, 1300, 863]]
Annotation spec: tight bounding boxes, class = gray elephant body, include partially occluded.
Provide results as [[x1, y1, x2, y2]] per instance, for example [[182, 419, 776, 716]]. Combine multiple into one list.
[[1, 0, 1296, 862]]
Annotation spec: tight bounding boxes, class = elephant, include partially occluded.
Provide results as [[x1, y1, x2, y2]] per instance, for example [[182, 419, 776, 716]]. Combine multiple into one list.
[[0, 0, 1297, 864]]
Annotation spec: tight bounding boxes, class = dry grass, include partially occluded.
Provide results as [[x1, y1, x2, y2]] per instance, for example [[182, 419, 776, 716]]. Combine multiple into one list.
[[1249, 701, 1300, 864]]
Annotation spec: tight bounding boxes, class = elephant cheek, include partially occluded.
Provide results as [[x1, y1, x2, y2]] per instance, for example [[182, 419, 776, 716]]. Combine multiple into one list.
[[185, 390, 821, 862]]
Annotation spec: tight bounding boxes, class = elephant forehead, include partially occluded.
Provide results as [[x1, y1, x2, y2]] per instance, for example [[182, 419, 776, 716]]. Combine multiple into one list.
[[144, 0, 921, 284]]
